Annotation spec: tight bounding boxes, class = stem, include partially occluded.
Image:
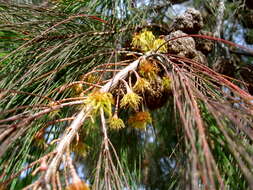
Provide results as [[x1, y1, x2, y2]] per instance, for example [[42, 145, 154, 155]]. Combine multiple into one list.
[[120, 79, 132, 93], [44, 107, 91, 183], [66, 149, 80, 183], [114, 95, 120, 116], [100, 58, 142, 93], [100, 108, 109, 151]]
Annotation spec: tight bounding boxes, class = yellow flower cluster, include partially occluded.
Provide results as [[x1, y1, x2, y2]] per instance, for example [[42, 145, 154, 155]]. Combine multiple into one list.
[[128, 111, 152, 130], [120, 92, 142, 111], [84, 91, 114, 117], [132, 30, 167, 53], [108, 115, 125, 130], [133, 77, 151, 93], [138, 59, 159, 80]]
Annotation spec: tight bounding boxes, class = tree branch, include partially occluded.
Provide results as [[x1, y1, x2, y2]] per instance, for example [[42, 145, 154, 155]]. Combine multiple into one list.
[[42, 55, 147, 186]]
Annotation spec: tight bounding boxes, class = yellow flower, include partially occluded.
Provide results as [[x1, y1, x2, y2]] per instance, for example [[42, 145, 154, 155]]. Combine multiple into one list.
[[153, 38, 167, 53], [133, 77, 151, 93], [84, 91, 114, 117], [108, 114, 125, 130], [120, 92, 142, 111], [132, 30, 155, 52], [131, 32, 141, 49], [131, 30, 167, 53], [128, 111, 152, 130], [138, 59, 159, 80]]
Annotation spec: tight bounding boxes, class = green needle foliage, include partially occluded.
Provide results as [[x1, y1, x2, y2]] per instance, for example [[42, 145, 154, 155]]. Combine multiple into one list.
[[0, 0, 253, 190]]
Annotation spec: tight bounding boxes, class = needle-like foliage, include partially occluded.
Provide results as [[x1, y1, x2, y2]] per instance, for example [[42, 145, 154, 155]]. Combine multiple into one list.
[[0, 1, 253, 190]]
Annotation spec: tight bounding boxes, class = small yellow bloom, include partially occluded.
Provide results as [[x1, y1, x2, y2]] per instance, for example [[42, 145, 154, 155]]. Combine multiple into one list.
[[120, 92, 142, 111], [131, 33, 141, 49], [133, 77, 151, 93], [128, 111, 152, 130], [138, 59, 159, 80], [132, 30, 155, 52], [84, 91, 114, 117], [108, 115, 125, 130], [131, 30, 167, 53]]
